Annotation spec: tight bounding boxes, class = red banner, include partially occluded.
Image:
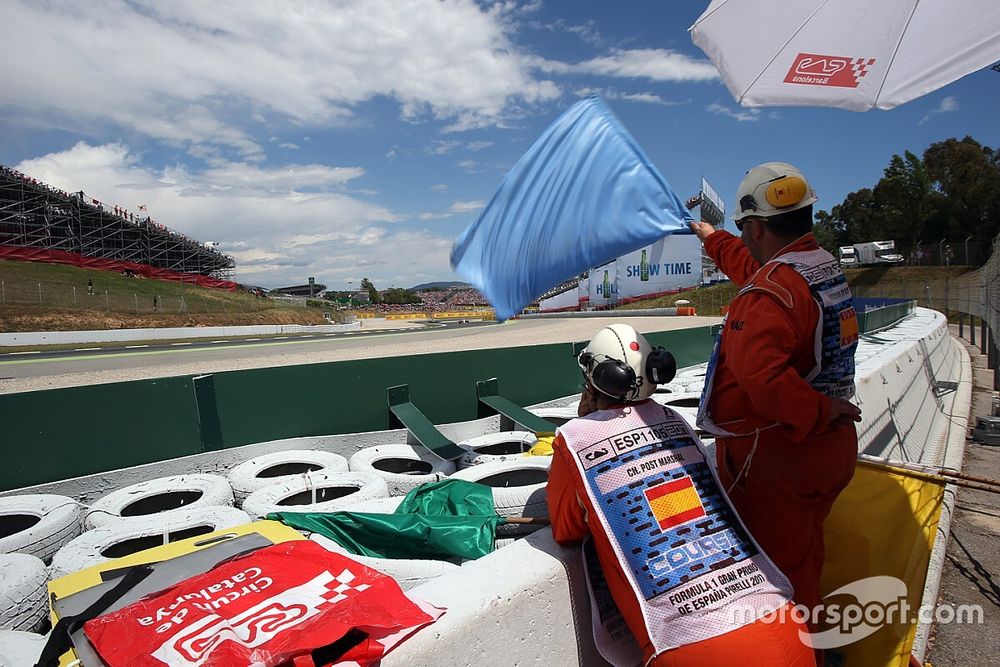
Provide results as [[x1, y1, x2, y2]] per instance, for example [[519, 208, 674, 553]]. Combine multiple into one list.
[[83, 541, 439, 667], [0, 244, 238, 291]]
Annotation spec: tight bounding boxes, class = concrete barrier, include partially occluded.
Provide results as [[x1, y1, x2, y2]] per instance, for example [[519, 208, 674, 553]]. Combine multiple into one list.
[[0, 322, 360, 346]]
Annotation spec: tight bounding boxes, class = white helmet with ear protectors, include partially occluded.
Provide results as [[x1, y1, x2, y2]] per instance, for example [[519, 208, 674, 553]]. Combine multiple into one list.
[[578, 324, 677, 402]]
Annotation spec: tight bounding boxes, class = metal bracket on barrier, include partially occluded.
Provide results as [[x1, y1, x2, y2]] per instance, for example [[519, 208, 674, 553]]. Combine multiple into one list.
[[476, 378, 555, 433], [387, 384, 465, 461], [192, 374, 224, 452]]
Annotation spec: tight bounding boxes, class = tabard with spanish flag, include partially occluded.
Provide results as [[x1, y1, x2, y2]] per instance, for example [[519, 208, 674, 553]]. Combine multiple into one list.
[[643, 475, 706, 530]]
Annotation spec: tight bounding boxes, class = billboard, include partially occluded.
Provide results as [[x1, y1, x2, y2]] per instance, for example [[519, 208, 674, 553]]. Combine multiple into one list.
[[539, 287, 579, 312], [616, 235, 702, 299], [587, 262, 618, 307], [699, 177, 726, 228]]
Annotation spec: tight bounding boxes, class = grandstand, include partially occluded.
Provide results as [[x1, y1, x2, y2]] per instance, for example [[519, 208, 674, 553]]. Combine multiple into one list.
[[0, 165, 235, 286]]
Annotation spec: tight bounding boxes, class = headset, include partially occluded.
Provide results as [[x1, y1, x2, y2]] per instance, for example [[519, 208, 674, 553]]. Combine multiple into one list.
[[739, 174, 810, 214], [578, 346, 677, 402]]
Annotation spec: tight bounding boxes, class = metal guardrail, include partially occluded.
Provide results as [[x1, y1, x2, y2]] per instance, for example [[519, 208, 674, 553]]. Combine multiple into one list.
[[856, 298, 916, 334]]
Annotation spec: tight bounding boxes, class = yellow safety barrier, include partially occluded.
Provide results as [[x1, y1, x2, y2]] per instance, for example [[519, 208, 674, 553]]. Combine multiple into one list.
[[386, 312, 429, 320], [431, 310, 495, 320]]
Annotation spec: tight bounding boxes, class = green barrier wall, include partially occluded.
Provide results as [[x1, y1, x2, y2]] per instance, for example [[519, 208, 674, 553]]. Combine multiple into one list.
[[857, 300, 916, 333], [0, 327, 714, 491]]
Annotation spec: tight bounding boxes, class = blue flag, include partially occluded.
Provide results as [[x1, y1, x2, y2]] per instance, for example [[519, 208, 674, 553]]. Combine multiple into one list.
[[450, 96, 694, 321]]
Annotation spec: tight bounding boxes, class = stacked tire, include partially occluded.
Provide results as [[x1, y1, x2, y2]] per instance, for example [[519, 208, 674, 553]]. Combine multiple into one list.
[[85, 474, 234, 529], [227, 450, 349, 505], [242, 471, 389, 519], [450, 458, 551, 536], [0, 495, 81, 563], [348, 445, 454, 496], [456, 432, 538, 469], [0, 554, 48, 632], [50, 506, 251, 579]]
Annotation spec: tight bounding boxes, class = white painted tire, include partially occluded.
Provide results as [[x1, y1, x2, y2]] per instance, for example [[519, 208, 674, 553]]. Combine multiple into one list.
[[0, 554, 47, 632], [653, 383, 686, 396], [450, 459, 550, 536], [86, 475, 233, 529], [242, 472, 389, 519], [494, 537, 518, 550], [50, 506, 250, 580], [310, 534, 460, 591], [0, 495, 81, 564], [456, 431, 538, 469], [340, 496, 405, 513], [529, 407, 579, 429], [228, 450, 349, 504], [654, 392, 702, 409], [349, 445, 455, 496], [0, 631, 47, 667]]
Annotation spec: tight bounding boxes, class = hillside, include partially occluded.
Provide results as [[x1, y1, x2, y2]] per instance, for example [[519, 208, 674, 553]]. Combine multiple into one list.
[[617, 266, 974, 315], [0, 259, 329, 332]]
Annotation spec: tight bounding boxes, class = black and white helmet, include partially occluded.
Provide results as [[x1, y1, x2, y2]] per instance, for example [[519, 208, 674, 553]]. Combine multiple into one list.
[[578, 324, 676, 402]]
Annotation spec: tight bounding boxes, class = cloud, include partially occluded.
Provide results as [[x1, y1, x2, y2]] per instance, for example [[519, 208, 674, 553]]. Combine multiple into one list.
[[430, 184, 448, 192], [919, 96, 959, 124], [575, 87, 687, 107], [707, 102, 760, 122], [0, 0, 561, 160], [14, 142, 456, 287], [448, 200, 484, 214], [537, 49, 719, 82]]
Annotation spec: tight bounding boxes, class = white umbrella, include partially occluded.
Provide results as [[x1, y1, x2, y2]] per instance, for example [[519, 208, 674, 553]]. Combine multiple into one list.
[[690, 0, 1000, 111]]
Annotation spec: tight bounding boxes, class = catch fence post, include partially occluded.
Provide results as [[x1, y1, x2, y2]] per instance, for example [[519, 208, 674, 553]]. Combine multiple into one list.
[[1, 280, 4, 305], [73, 286, 77, 307], [105, 290, 110, 312], [982, 320, 988, 356], [38, 283, 42, 305], [959, 311, 964, 339]]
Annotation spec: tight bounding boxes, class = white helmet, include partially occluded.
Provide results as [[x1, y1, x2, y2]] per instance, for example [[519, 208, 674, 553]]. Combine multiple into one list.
[[578, 324, 676, 402], [733, 161, 817, 222]]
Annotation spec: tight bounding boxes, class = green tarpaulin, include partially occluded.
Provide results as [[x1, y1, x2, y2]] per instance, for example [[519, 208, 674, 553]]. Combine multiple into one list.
[[269, 479, 505, 561]]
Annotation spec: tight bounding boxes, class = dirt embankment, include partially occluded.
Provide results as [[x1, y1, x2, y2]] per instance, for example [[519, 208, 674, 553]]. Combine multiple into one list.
[[0, 306, 327, 332]]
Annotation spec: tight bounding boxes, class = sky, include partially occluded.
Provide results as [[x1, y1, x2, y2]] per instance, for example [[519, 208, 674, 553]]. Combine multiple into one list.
[[1, 0, 998, 290]]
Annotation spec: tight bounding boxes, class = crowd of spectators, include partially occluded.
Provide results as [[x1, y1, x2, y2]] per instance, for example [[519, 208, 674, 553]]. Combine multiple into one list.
[[355, 287, 489, 313]]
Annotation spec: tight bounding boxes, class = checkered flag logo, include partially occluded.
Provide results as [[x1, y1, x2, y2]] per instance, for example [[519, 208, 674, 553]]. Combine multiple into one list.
[[318, 568, 373, 608], [851, 58, 876, 83]]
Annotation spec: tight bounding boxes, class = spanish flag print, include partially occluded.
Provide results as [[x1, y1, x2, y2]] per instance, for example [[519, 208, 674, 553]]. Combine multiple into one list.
[[839, 306, 859, 348], [644, 476, 706, 531]]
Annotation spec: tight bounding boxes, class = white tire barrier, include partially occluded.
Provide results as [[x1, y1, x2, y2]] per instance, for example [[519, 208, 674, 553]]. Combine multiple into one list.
[[86, 474, 234, 529], [51, 506, 250, 580], [450, 459, 550, 536], [653, 383, 687, 396], [528, 407, 579, 429], [228, 450, 349, 504], [310, 534, 460, 591], [654, 392, 702, 409], [0, 554, 48, 632], [0, 631, 47, 667], [340, 496, 405, 513], [348, 445, 455, 496], [457, 431, 538, 469], [0, 494, 81, 563], [242, 472, 389, 519]]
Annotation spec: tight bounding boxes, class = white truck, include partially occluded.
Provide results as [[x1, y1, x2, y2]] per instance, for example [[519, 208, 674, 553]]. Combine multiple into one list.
[[838, 246, 857, 267], [840, 241, 904, 267]]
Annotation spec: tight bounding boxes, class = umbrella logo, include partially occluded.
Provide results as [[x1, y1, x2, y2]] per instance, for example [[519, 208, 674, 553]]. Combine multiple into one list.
[[784, 53, 876, 88]]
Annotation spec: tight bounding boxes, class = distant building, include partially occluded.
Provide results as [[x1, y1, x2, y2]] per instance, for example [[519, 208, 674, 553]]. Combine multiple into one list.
[[272, 283, 326, 297]]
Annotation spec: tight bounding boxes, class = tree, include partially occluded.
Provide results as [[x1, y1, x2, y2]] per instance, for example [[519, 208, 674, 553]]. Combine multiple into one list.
[[811, 210, 840, 253], [360, 277, 380, 304], [924, 136, 1000, 242]]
